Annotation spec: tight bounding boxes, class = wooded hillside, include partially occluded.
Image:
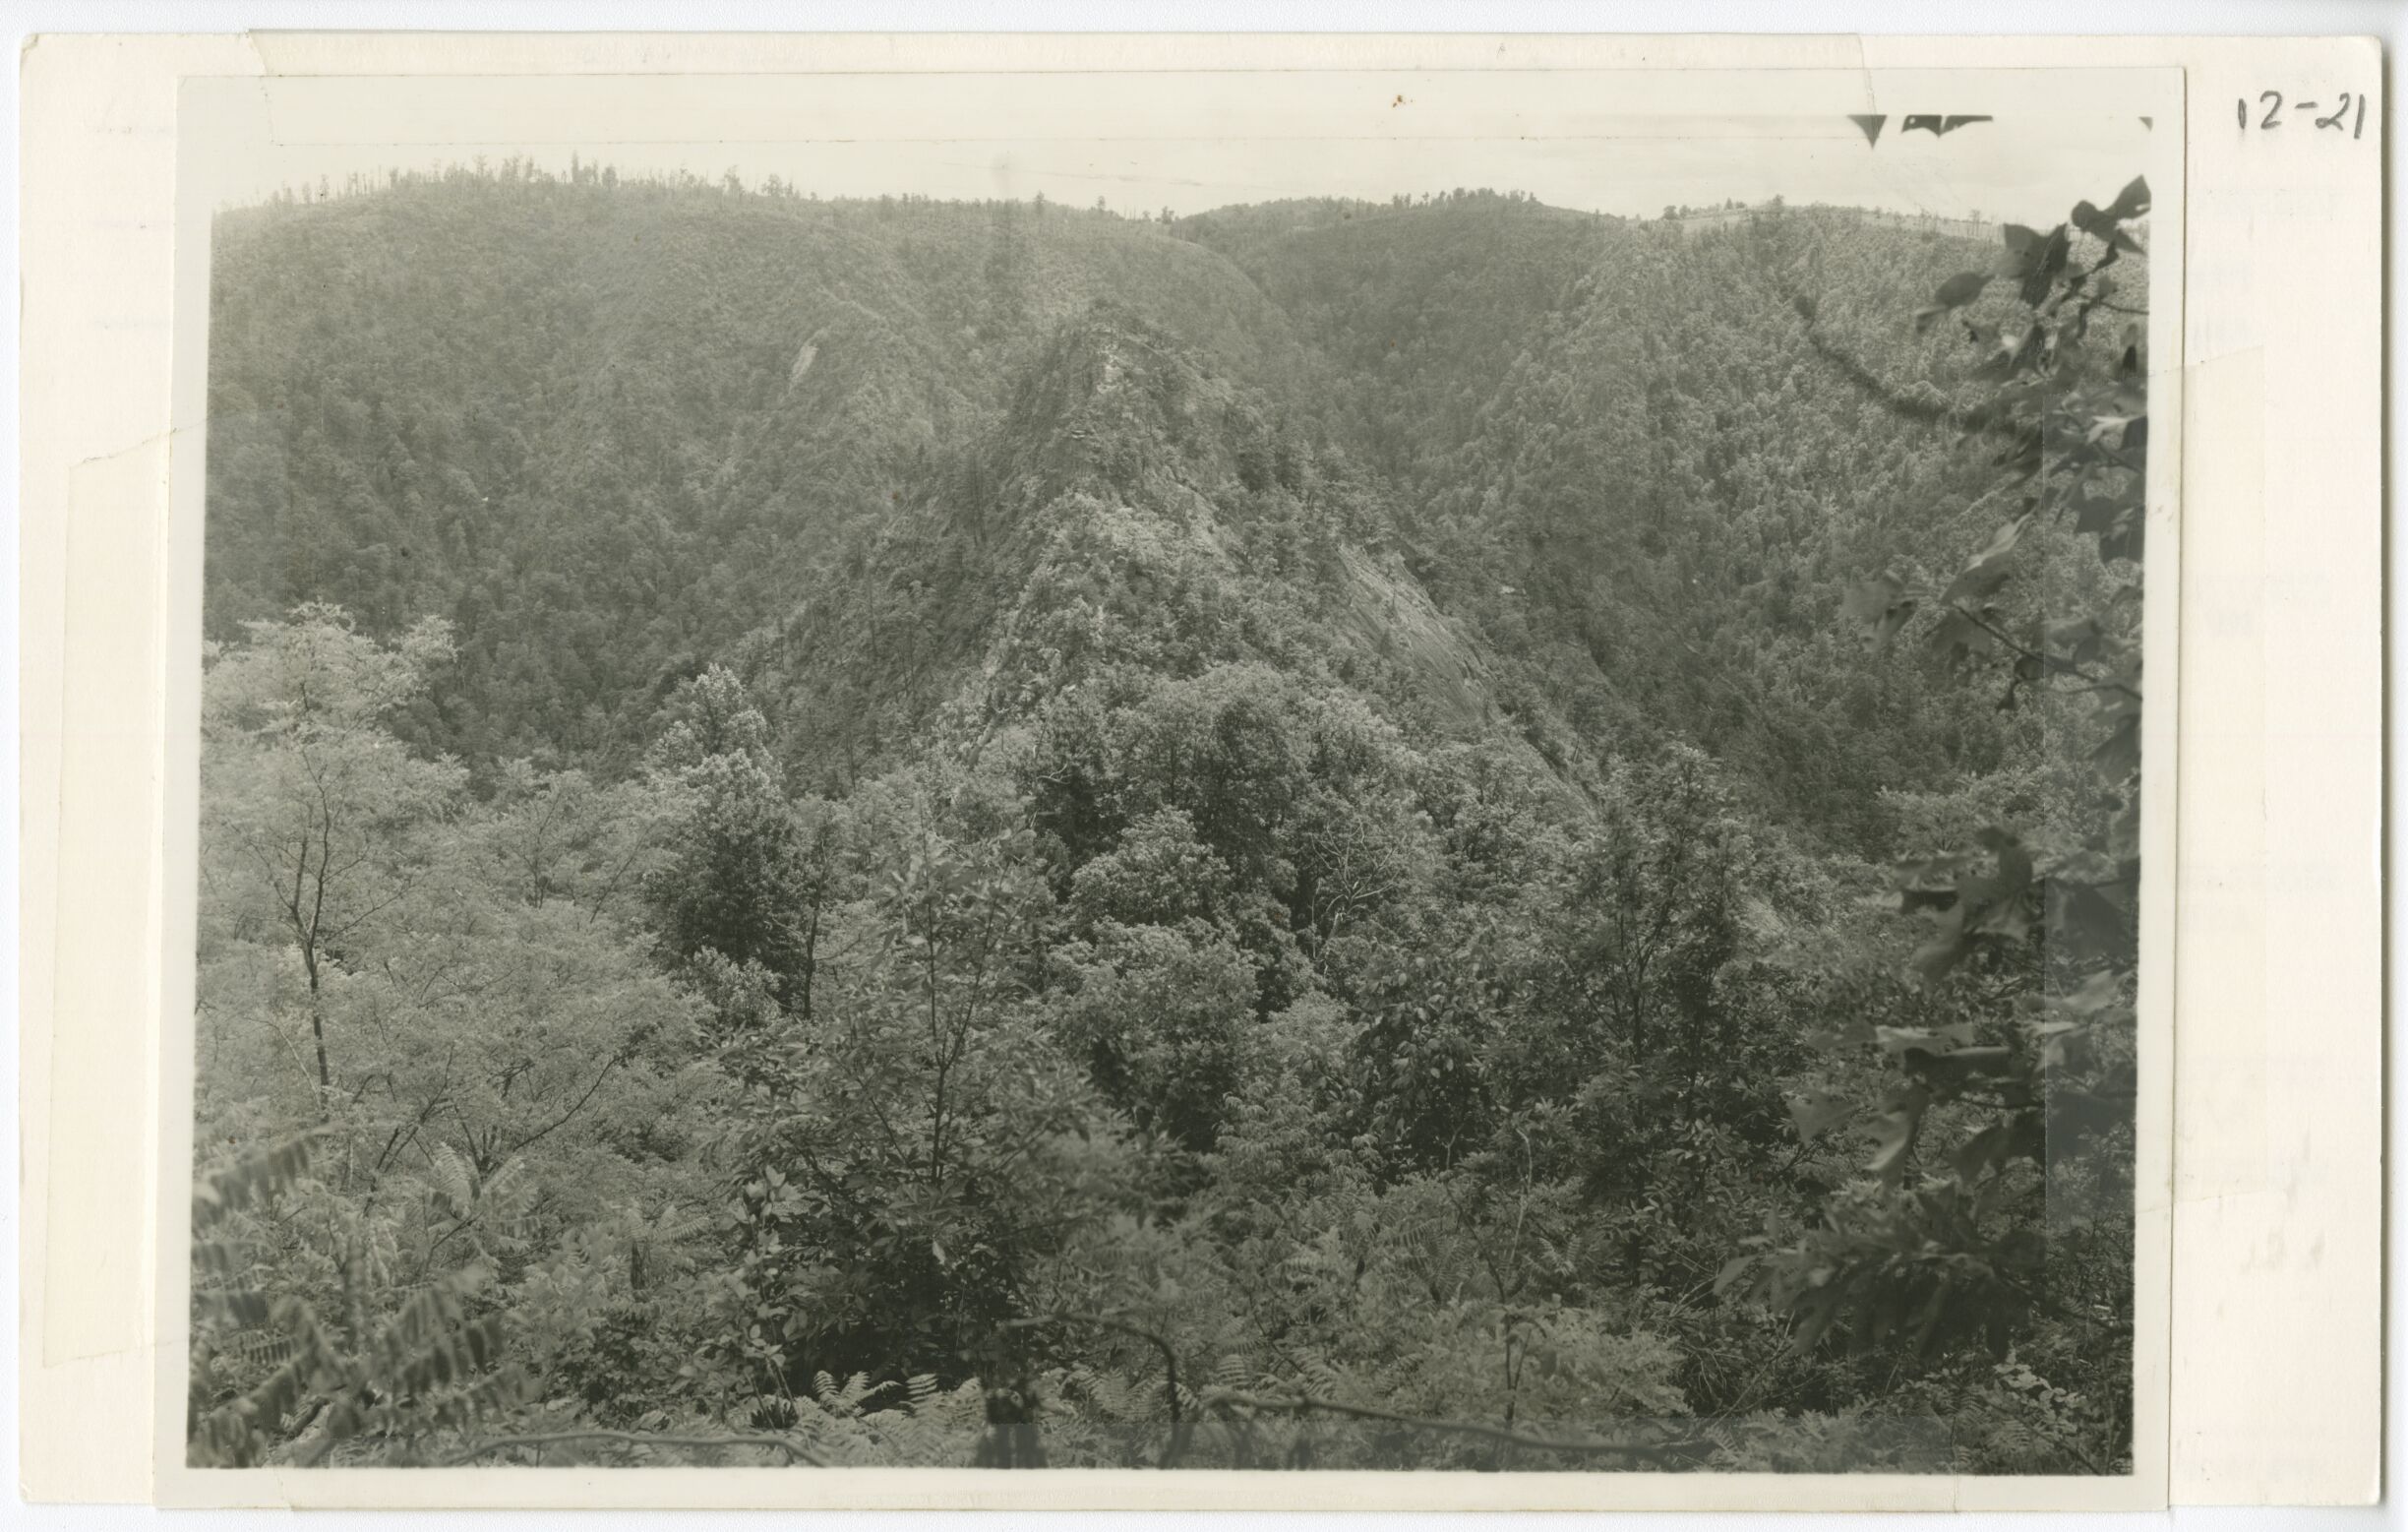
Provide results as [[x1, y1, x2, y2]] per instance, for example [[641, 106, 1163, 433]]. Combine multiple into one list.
[[192, 163, 2149, 1473]]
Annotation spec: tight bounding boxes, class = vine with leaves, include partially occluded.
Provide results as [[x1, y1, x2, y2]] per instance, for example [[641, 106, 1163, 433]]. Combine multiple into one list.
[[1722, 176, 2150, 1469]]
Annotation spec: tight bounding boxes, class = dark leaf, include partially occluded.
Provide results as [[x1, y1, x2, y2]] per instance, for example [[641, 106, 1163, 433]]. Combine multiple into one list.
[[2049, 879, 2133, 963], [1993, 424, 2044, 479], [2072, 199, 2145, 254], [1933, 272, 1991, 309], [1942, 514, 2031, 605], [2074, 470, 2144, 541], [1949, 1123, 2012, 1183], [1926, 608, 1998, 662], [2105, 174, 2150, 220], [1788, 1088, 1857, 1140], [2049, 618, 2104, 668], [2100, 514, 2145, 565], [1993, 1228, 2048, 1274], [2092, 715, 2141, 782], [1790, 1287, 1843, 1354], [1916, 1045, 2015, 1094], [2017, 225, 2071, 307], [1865, 1090, 1928, 1181], [1715, 1254, 1759, 1296], [1841, 574, 1903, 624], [1876, 596, 1920, 647]]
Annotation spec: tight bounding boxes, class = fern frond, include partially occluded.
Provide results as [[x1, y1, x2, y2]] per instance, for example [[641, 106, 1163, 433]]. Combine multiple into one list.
[[428, 1143, 475, 1217], [193, 1131, 325, 1233], [194, 1288, 276, 1330]]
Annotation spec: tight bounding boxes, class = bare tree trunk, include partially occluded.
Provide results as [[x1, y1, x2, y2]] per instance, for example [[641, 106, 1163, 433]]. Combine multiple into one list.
[[302, 946, 331, 1109]]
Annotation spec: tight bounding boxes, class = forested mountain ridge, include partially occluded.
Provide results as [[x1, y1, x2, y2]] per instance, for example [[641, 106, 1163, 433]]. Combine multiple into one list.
[[192, 164, 2148, 1474], [1172, 193, 1610, 482], [205, 172, 1315, 766], [1179, 197, 2053, 851], [209, 173, 2034, 852], [728, 299, 1556, 802]]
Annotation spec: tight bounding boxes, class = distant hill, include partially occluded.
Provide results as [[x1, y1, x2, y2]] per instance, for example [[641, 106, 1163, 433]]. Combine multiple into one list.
[[206, 173, 1310, 765], [724, 300, 1569, 808], [1667, 203, 2003, 243], [207, 168, 2044, 851]]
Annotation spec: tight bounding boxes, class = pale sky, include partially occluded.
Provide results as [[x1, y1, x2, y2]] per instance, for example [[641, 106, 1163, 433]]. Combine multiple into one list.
[[193, 74, 2162, 227]]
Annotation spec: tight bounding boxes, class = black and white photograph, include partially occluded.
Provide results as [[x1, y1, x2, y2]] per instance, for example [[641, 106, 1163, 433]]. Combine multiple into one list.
[[166, 60, 2177, 1499]]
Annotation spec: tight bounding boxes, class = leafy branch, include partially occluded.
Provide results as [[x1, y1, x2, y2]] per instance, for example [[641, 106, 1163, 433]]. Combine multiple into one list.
[[446, 1429, 827, 1467], [1202, 1387, 1717, 1467]]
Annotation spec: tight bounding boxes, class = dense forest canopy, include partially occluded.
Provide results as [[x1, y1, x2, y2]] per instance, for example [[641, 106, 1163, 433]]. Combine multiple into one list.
[[192, 157, 2147, 1474]]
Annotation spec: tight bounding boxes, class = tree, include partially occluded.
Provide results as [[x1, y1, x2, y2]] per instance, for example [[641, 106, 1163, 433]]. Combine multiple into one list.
[[1543, 748, 1746, 1067], [708, 785, 1130, 1398], [642, 667, 831, 1011], [1045, 919, 1257, 1153], [196, 606, 718, 1466], [468, 759, 653, 919], [201, 605, 462, 1096]]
